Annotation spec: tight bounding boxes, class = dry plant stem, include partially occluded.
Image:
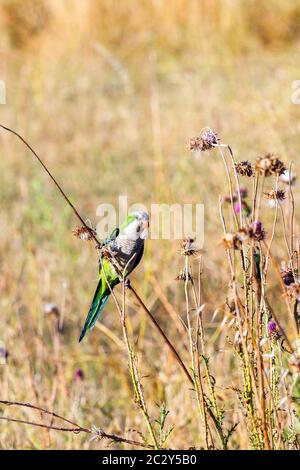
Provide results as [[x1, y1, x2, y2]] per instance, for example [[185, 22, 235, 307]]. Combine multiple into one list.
[[226, 144, 243, 229], [214, 143, 239, 230], [256, 178, 278, 449], [255, 294, 271, 448], [99, 257, 159, 450], [252, 173, 259, 224], [120, 279, 159, 450], [264, 175, 279, 278], [0, 124, 100, 246], [219, 198, 263, 444], [189, 269, 219, 444], [255, 174, 265, 222], [279, 203, 293, 261], [184, 256, 209, 449], [150, 276, 190, 349], [288, 162, 295, 254], [277, 346, 294, 433], [261, 175, 297, 344], [264, 244, 296, 350], [195, 257, 215, 448], [128, 284, 225, 448], [128, 285, 193, 385], [0, 401, 153, 448]]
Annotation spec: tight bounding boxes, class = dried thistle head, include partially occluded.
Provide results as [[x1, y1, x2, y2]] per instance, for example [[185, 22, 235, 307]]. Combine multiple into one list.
[[285, 282, 300, 302], [248, 221, 265, 241], [175, 270, 193, 282], [281, 268, 295, 286], [255, 153, 286, 177], [181, 238, 200, 256], [221, 229, 248, 250], [72, 226, 96, 241], [264, 189, 286, 203], [235, 161, 254, 177], [189, 128, 219, 153]]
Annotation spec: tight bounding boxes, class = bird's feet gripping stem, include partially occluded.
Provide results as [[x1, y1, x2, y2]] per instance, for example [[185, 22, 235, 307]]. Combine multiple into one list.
[[122, 278, 131, 289]]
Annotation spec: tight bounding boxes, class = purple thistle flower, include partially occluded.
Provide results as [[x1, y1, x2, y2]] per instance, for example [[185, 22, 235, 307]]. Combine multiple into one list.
[[249, 220, 265, 241], [234, 200, 251, 216], [268, 320, 281, 341], [75, 368, 84, 381], [252, 221, 262, 233], [268, 320, 277, 334], [0, 346, 8, 363]]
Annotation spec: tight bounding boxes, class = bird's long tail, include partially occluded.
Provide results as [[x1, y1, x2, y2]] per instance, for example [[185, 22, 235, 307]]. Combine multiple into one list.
[[79, 280, 110, 342]]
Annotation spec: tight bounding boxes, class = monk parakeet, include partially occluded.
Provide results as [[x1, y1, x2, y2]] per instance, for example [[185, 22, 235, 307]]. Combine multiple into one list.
[[79, 211, 149, 342]]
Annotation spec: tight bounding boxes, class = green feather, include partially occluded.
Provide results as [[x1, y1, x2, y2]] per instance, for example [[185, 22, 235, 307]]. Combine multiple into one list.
[[79, 258, 119, 342]]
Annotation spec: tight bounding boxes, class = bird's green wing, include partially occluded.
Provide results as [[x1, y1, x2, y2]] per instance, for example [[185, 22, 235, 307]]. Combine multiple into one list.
[[125, 244, 144, 277], [79, 258, 119, 342]]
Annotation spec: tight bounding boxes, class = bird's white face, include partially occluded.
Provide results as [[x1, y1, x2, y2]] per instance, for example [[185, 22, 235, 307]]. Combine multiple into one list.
[[124, 211, 149, 241]]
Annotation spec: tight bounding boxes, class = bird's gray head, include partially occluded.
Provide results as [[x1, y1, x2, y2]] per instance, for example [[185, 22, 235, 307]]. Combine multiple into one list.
[[122, 211, 149, 241]]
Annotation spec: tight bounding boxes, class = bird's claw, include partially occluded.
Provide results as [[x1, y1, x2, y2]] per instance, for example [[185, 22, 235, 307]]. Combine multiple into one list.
[[124, 278, 131, 289]]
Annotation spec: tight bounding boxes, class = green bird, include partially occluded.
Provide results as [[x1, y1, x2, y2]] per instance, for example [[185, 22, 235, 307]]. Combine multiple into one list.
[[79, 211, 149, 342]]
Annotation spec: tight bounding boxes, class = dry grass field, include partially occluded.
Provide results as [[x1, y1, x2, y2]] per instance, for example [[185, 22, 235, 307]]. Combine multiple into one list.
[[0, 0, 300, 450]]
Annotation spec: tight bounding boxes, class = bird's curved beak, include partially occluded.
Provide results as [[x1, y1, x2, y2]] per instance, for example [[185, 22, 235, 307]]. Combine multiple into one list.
[[140, 218, 150, 240]]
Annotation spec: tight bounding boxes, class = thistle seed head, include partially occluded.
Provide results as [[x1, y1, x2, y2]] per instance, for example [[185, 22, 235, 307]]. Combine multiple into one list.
[[281, 269, 295, 286], [175, 270, 193, 282], [181, 238, 200, 256], [189, 128, 219, 153], [72, 226, 96, 241], [255, 153, 286, 177], [264, 189, 286, 202], [235, 161, 254, 177], [248, 221, 265, 241]]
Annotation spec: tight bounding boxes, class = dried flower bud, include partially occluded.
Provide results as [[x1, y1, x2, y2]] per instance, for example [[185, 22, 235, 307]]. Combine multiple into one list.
[[235, 161, 254, 177], [222, 229, 248, 250], [249, 221, 265, 241], [189, 128, 219, 153], [281, 269, 295, 286], [286, 282, 300, 302], [175, 270, 193, 282], [264, 189, 286, 202], [181, 238, 200, 256], [255, 153, 286, 177], [73, 226, 96, 241]]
